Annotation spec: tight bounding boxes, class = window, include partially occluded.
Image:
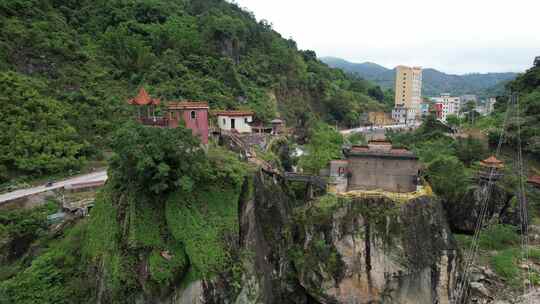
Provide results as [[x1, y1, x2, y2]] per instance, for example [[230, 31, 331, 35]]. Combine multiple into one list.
[[244, 118, 248, 123], [222, 118, 226, 125], [190, 111, 196, 120]]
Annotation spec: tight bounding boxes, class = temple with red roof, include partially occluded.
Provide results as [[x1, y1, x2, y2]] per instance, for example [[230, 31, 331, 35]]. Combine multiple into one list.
[[127, 89, 209, 144], [477, 155, 505, 181], [479, 156, 504, 169]]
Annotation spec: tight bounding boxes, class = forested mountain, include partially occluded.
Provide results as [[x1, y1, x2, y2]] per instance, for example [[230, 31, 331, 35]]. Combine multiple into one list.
[[0, 0, 385, 180], [321, 56, 517, 98], [493, 62, 540, 156]]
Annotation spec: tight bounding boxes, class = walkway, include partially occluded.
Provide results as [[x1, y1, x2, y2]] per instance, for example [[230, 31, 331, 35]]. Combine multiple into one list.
[[0, 170, 108, 205]]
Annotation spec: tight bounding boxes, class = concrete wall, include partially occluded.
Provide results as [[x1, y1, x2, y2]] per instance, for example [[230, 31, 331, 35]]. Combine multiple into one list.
[[347, 156, 419, 193]]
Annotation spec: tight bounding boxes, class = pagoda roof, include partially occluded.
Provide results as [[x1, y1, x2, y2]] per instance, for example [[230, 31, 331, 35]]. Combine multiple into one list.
[[480, 156, 504, 168], [167, 101, 209, 110], [128, 88, 161, 106], [214, 110, 254, 117]]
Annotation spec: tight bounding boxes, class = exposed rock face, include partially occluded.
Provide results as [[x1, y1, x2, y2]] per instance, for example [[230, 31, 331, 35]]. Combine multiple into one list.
[[292, 195, 458, 304], [444, 183, 517, 233], [171, 171, 459, 303]]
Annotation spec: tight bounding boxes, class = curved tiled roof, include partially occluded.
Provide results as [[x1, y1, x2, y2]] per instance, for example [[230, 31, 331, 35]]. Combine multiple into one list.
[[128, 88, 160, 106], [480, 156, 504, 168]]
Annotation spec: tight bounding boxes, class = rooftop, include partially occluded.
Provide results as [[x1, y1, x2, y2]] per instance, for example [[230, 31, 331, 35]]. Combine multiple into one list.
[[345, 144, 417, 159], [128, 88, 161, 106], [167, 101, 209, 110], [480, 156, 504, 168], [214, 110, 254, 117]]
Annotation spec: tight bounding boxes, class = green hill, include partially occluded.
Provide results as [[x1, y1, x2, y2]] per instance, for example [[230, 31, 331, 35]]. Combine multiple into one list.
[[321, 56, 517, 98], [0, 0, 384, 180]]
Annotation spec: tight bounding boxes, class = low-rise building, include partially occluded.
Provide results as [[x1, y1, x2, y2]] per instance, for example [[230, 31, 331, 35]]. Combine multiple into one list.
[[431, 94, 461, 122], [167, 101, 210, 144], [419, 103, 430, 117], [368, 111, 394, 126], [392, 105, 416, 124], [343, 140, 420, 193], [216, 110, 254, 133]]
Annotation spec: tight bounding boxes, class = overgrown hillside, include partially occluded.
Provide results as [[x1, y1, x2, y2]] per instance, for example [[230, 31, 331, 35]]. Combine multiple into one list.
[[0, 0, 384, 181]]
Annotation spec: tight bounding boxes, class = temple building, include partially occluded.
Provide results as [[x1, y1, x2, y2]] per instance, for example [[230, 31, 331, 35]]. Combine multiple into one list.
[[478, 155, 504, 181], [128, 88, 165, 126], [216, 110, 254, 133], [326, 141, 420, 194], [167, 101, 209, 144], [127, 88, 209, 144]]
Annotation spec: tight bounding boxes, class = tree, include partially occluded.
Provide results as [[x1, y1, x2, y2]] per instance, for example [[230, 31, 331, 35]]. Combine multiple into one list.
[[0, 72, 86, 175], [368, 86, 384, 102], [455, 137, 487, 166], [109, 122, 209, 195], [446, 114, 461, 128], [426, 156, 468, 202], [299, 123, 343, 174]]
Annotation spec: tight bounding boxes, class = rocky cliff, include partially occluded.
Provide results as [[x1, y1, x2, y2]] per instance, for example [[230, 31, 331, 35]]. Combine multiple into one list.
[[171, 172, 459, 304], [443, 182, 519, 234]]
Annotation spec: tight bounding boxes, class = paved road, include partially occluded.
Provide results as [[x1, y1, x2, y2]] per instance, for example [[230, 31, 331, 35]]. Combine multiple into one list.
[[340, 123, 421, 135], [0, 170, 108, 204]]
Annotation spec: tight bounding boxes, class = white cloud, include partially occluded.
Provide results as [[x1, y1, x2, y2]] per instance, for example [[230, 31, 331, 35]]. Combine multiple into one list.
[[232, 0, 540, 74]]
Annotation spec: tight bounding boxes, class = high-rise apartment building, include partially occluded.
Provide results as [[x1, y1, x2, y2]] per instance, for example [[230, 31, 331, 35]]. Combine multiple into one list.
[[394, 66, 422, 116]]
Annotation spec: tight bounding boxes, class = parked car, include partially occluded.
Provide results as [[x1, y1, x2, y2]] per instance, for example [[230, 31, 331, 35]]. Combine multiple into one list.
[[45, 181, 55, 187]]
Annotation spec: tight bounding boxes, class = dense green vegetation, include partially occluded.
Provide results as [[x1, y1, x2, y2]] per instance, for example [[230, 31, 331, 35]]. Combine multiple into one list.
[[0, 122, 248, 303], [387, 115, 487, 203], [0, 0, 385, 181], [298, 122, 343, 174]]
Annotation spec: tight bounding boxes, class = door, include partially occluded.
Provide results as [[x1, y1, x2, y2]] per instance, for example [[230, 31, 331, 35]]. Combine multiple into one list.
[[231, 118, 236, 129]]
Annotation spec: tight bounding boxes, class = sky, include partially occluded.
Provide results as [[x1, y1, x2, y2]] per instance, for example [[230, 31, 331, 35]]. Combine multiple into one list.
[[232, 0, 540, 74]]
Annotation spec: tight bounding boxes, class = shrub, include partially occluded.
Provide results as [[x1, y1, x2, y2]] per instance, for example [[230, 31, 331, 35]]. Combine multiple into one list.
[[490, 249, 519, 283], [479, 224, 519, 251]]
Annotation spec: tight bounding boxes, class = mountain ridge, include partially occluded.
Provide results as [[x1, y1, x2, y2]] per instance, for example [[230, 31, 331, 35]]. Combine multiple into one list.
[[321, 56, 518, 97]]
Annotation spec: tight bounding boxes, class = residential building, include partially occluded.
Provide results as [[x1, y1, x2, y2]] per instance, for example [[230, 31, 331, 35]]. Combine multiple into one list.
[[167, 101, 210, 144], [431, 94, 461, 122], [474, 97, 496, 116], [342, 140, 420, 193], [419, 103, 430, 117], [392, 105, 416, 124], [394, 65, 423, 117], [433, 103, 443, 120], [216, 110, 254, 133], [368, 111, 393, 126]]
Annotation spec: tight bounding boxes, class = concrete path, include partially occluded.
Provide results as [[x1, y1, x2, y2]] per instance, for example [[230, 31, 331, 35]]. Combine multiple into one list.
[[340, 123, 421, 135], [0, 170, 108, 205]]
